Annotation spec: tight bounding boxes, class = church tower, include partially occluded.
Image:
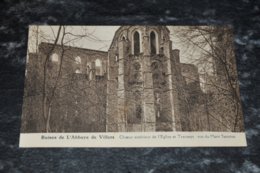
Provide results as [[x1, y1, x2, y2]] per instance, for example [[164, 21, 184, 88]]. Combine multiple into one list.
[[106, 26, 182, 132]]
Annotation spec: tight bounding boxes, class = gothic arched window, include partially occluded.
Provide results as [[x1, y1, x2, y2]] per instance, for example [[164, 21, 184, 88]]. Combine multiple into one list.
[[95, 59, 102, 76], [75, 69, 81, 74], [95, 59, 101, 67], [75, 56, 81, 64], [121, 35, 126, 41], [133, 31, 140, 55], [150, 31, 157, 55], [51, 53, 59, 62]]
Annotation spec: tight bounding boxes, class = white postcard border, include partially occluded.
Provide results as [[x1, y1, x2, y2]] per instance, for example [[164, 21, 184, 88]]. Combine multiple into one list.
[[19, 132, 247, 148]]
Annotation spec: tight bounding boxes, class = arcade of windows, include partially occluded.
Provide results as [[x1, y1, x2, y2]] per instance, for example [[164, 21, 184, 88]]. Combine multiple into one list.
[[50, 53, 103, 76], [132, 30, 158, 55]]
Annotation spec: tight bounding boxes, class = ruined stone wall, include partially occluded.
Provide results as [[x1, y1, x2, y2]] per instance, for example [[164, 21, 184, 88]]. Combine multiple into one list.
[[49, 75, 107, 132], [196, 29, 244, 132], [21, 42, 107, 132], [107, 26, 182, 132], [179, 63, 208, 131], [21, 53, 44, 132], [21, 27, 240, 133]]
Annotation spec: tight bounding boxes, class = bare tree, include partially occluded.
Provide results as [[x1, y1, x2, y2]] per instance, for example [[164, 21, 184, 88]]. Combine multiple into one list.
[[22, 26, 108, 132], [22, 26, 244, 133], [173, 26, 244, 132]]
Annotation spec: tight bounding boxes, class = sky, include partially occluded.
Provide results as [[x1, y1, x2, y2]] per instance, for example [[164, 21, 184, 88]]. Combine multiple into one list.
[[28, 25, 203, 64]]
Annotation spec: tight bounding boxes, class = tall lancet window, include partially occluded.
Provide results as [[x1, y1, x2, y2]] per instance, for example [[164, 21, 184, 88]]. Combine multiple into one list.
[[51, 53, 59, 62], [75, 56, 81, 64], [150, 31, 156, 55], [95, 59, 102, 76], [133, 31, 140, 55]]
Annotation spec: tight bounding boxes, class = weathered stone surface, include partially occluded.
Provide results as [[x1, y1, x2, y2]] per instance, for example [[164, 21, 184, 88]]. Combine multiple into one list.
[[143, 123, 156, 132], [143, 103, 156, 123]]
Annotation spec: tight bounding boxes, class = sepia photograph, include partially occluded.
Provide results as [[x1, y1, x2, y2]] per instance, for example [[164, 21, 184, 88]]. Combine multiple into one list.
[[21, 25, 245, 135]]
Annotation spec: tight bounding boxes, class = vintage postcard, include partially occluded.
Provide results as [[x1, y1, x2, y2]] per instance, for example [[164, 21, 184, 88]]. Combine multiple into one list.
[[19, 25, 246, 147]]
